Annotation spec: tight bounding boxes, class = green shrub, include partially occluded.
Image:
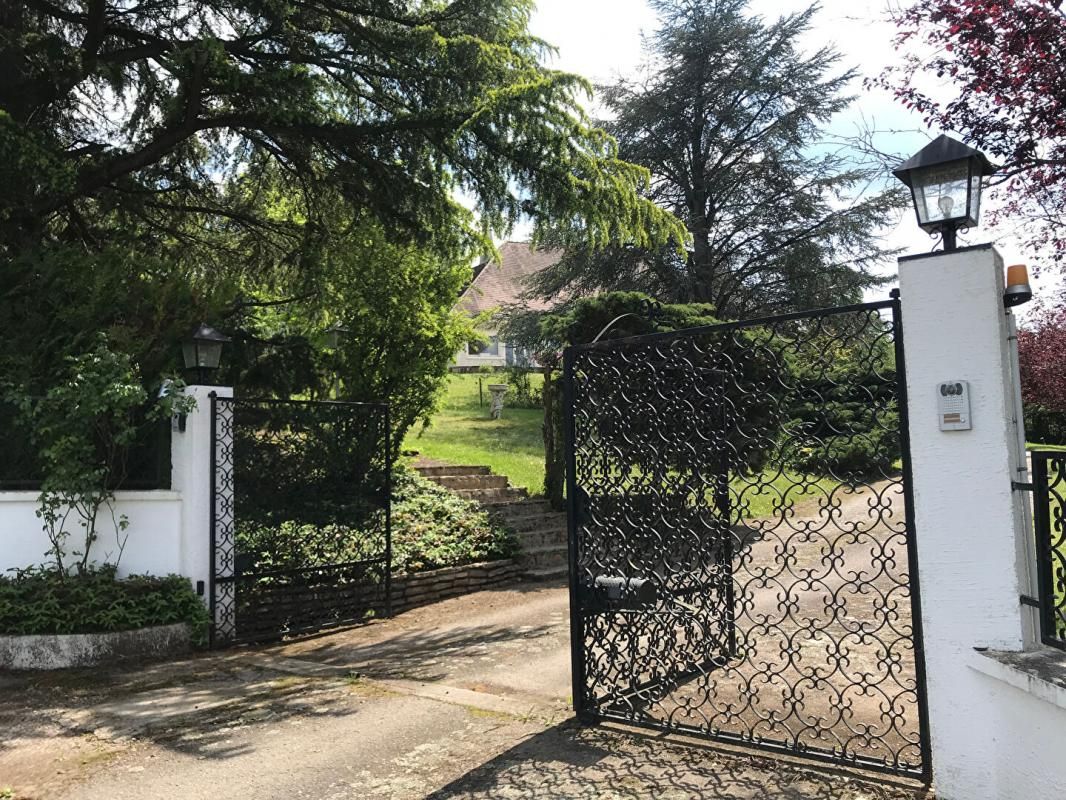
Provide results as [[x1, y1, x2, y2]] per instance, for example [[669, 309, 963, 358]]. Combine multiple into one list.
[[232, 470, 518, 577], [0, 565, 210, 644], [390, 470, 518, 573], [1026, 406, 1066, 446], [237, 517, 386, 573], [503, 367, 542, 409], [781, 325, 901, 478], [787, 391, 901, 477]]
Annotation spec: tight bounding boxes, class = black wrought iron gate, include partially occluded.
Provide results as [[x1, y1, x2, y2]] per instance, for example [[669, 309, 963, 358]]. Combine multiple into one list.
[[563, 297, 931, 779], [210, 397, 391, 646]]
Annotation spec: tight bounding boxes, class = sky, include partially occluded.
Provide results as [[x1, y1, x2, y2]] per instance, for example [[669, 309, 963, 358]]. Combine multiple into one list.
[[526, 0, 1048, 303]]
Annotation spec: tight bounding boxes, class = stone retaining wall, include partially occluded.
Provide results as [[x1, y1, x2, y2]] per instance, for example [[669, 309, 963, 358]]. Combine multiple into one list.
[[390, 559, 521, 613], [0, 623, 191, 670]]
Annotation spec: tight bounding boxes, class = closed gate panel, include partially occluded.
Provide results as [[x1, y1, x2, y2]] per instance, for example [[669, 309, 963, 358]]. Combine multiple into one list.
[[564, 298, 930, 779], [211, 397, 391, 645]]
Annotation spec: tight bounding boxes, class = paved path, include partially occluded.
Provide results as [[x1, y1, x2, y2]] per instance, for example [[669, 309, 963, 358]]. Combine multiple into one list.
[[0, 583, 926, 799]]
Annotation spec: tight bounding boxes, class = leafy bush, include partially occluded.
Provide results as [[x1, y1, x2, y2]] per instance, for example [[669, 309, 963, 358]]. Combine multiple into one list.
[[391, 470, 518, 573], [0, 565, 210, 644], [786, 378, 901, 477], [1019, 304, 1066, 419], [233, 470, 518, 577], [4, 335, 193, 573], [504, 367, 542, 409], [778, 317, 902, 478], [237, 516, 386, 573]]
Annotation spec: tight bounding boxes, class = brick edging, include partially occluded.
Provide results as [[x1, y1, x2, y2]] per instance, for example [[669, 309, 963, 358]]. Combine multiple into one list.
[[390, 559, 521, 613]]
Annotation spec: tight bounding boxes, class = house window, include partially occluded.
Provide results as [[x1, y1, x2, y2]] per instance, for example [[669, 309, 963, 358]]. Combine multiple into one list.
[[468, 337, 500, 356]]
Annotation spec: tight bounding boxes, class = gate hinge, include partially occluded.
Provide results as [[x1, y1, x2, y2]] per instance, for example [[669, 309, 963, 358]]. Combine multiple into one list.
[[1012, 481, 1034, 492], [1020, 594, 1042, 608]]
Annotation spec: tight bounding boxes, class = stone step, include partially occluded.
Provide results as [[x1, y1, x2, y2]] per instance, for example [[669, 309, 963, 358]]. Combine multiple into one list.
[[454, 486, 529, 503], [429, 474, 509, 491], [513, 527, 569, 549], [497, 511, 567, 533], [523, 564, 569, 582], [489, 499, 556, 518], [516, 544, 568, 570], [414, 465, 492, 477]]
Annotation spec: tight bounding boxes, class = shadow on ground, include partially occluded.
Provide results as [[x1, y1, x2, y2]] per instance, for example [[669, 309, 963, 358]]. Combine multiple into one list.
[[427, 721, 930, 800], [0, 581, 565, 775], [0, 656, 364, 762], [275, 618, 558, 682]]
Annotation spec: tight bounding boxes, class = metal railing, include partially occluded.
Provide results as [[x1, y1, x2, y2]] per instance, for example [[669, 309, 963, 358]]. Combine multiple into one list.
[[1030, 450, 1066, 650]]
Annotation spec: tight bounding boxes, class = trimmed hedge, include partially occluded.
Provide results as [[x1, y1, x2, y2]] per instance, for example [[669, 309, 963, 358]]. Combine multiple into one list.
[[0, 565, 210, 643]]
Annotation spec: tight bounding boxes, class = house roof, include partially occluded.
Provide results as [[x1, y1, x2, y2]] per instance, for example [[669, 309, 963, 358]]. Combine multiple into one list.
[[456, 241, 563, 316]]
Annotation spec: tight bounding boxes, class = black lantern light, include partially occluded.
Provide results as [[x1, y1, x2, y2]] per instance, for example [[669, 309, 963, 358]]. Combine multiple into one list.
[[893, 134, 997, 252], [182, 323, 231, 384]]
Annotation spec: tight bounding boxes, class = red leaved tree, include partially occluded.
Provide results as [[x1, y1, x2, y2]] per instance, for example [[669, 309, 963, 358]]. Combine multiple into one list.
[[874, 1, 1066, 266], [1019, 303, 1066, 411], [1017, 302, 1066, 443]]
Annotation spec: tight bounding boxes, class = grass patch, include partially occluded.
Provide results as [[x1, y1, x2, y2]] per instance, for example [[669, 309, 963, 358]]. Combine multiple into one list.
[[731, 471, 841, 521], [406, 372, 546, 492]]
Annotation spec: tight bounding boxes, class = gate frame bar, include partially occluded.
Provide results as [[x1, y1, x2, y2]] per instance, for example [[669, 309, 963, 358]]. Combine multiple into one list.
[[563, 346, 589, 721], [891, 288, 934, 783], [208, 391, 218, 649]]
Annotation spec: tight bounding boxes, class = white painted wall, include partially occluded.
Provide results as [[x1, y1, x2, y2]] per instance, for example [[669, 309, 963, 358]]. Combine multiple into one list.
[[900, 244, 1066, 799], [967, 653, 1066, 799], [0, 490, 182, 577], [0, 384, 229, 603]]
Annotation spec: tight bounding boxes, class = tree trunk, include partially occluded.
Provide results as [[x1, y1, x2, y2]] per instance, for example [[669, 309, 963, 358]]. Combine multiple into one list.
[[542, 366, 565, 510]]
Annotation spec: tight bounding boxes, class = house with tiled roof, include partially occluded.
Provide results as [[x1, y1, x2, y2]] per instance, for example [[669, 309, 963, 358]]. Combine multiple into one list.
[[452, 241, 562, 369]]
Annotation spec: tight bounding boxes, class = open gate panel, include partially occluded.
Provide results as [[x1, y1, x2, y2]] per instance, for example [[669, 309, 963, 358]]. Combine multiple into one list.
[[563, 298, 931, 780]]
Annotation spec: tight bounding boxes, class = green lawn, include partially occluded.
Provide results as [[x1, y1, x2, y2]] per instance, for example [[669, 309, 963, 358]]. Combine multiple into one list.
[[407, 372, 851, 515], [404, 372, 547, 493]]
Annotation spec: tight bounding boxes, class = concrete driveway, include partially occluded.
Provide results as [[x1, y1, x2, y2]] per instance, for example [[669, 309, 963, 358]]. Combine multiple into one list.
[[0, 582, 927, 799]]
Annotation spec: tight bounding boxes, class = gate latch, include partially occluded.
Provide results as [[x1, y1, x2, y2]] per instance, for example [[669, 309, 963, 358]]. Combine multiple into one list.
[[583, 575, 658, 611]]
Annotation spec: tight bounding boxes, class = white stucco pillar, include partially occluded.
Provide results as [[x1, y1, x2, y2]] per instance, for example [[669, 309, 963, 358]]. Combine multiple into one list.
[[170, 384, 233, 606], [899, 244, 1034, 797]]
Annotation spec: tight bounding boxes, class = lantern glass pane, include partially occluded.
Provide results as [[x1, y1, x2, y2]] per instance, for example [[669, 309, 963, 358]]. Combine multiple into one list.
[[910, 161, 971, 227], [182, 341, 198, 370], [197, 341, 223, 369]]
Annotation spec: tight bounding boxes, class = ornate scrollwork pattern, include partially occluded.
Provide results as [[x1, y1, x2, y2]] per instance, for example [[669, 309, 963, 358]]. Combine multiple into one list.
[[211, 398, 390, 645], [566, 301, 929, 777], [1032, 452, 1066, 649], [212, 397, 237, 642]]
